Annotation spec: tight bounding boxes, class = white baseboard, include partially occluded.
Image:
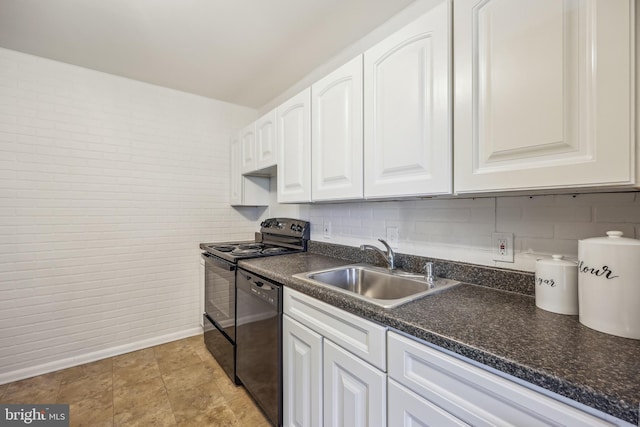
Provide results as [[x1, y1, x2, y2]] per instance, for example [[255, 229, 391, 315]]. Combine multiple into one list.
[[0, 327, 203, 386]]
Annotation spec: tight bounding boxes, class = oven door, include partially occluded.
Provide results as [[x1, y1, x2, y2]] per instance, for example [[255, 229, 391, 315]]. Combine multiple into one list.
[[203, 314, 237, 384], [202, 253, 236, 341]]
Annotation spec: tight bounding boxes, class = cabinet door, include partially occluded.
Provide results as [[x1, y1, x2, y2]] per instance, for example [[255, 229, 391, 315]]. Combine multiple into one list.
[[229, 135, 243, 205], [230, 133, 270, 207], [454, 0, 634, 193], [364, 0, 452, 198], [283, 315, 323, 427], [324, 340, 386, 427], [256, 109, 277, 170], [388, 379, 469, 427], [277, 88, 312, 203], [240, 123, 257, 174], [312, 56, 364, 201]]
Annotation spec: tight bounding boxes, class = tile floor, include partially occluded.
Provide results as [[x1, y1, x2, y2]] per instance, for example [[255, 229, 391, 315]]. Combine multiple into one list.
[[0, 335, 271, 427]]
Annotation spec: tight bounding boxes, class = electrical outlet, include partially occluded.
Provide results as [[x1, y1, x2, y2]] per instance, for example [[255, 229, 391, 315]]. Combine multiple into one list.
[[492, 232, 514, 262], [386, 227, 399, 248], [323, 220, 332, 239]]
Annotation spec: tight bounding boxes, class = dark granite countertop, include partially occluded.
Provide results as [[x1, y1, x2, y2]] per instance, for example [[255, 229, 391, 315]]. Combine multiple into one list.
[[238, 252, 640, 425]]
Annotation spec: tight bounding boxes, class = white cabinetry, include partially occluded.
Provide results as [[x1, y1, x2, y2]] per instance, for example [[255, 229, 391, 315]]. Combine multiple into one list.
[[229, 134, 269, 206], [324, 340, 386, 427], [388, 379, 468, 427], [240, 123, 257, 175], [277, 89, 312, 203], [283, 315, 323, 427], [454, 0, 635, 193], [282, 288, 623, 426], [255, 109, 278, 171], [387, 331, 616, 426], [311, 56, 364, 201], [364, 0, 452, 198], [283, 288, 387, 427]]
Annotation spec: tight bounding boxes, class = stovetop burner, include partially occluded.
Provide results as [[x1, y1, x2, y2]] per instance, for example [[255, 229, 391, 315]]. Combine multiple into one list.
[[200, 218, 310, 263], [237, 244, 263, 250], [201, 241, 299, 262], [232, 245, 263, 255], [262, 247, 288, 254]]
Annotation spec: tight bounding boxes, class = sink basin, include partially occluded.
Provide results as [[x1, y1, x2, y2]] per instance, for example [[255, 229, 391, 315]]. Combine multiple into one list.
[[293, 264, 459, 309]]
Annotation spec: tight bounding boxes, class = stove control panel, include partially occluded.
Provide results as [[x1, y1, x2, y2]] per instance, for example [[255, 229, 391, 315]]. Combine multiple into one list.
[[260, 218, 309, 239]]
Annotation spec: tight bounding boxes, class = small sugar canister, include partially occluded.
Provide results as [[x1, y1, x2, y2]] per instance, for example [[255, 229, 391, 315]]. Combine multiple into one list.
[[535, 255, 578, 315]]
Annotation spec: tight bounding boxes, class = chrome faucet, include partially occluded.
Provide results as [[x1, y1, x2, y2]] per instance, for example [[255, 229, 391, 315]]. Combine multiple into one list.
[[360, 238, 395, 271]]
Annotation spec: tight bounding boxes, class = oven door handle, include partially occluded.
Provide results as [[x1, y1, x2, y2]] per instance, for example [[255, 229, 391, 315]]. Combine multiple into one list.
[[202, 253, 236, 271]]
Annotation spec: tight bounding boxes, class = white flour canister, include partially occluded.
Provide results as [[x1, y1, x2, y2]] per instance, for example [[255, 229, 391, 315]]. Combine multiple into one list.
[[535, 255, 578, 315], [578, 231, 640, 339]]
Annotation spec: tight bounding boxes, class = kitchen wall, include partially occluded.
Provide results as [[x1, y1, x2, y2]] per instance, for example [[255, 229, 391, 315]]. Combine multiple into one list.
[[268, 186, 640, 272], [0, 47, 257, 383]]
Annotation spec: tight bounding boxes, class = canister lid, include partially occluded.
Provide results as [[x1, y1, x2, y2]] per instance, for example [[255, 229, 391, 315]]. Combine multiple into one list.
[[580, 231, 640, 246], [536, 254, 576, 266]]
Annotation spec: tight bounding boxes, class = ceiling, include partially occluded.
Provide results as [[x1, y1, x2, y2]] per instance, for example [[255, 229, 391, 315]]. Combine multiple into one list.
[[0, 0, 415, 108]]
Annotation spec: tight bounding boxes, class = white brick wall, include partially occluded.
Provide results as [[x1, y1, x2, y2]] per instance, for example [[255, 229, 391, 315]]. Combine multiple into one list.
[[0, 48, 258, 383], [303, 192, 640, 272]]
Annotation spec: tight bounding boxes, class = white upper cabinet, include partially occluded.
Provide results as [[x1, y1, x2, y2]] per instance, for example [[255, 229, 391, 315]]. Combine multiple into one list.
[[311, 56, 364, 201], [230, 134, 243, 205], [364, 0, 453, 199], [454, 0, 634, 193], [240, 123, 256, 175], [230, 132, 269, 207], [255, 109, 278, 171], [277, 88, 312, 203]]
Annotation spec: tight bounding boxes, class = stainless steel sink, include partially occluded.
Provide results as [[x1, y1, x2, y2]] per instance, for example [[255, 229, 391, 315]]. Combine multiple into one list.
[[292, 264, 459, 309]]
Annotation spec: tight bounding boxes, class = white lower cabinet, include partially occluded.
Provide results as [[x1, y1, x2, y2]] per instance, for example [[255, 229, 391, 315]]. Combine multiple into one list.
[[283, 288, 387, 427], [324, 340, 386, 427], [388, 379, 468, 427], [388, 331, 617, 427], [283, 315, 323, 427], [283, 289, 623, 427]]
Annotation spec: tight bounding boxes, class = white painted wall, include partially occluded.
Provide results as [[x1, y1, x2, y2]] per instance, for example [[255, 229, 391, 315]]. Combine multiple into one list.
[[0, 48, 258, 383], [300, 192, 640, 272]]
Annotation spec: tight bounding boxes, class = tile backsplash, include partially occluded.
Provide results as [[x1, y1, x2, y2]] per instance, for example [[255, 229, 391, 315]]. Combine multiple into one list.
[[271, 191, 640, 272]]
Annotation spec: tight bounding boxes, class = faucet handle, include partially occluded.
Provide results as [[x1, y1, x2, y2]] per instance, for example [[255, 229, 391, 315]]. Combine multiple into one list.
[[424, 262, 435, 286]]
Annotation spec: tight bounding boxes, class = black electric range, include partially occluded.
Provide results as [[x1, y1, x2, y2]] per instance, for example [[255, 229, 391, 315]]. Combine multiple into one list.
[[199, 218, 309, 426]]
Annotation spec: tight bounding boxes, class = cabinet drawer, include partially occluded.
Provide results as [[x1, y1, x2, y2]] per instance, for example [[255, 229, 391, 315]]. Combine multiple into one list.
[[283, 287, 387, 370], [388, 331, 614, 426]]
